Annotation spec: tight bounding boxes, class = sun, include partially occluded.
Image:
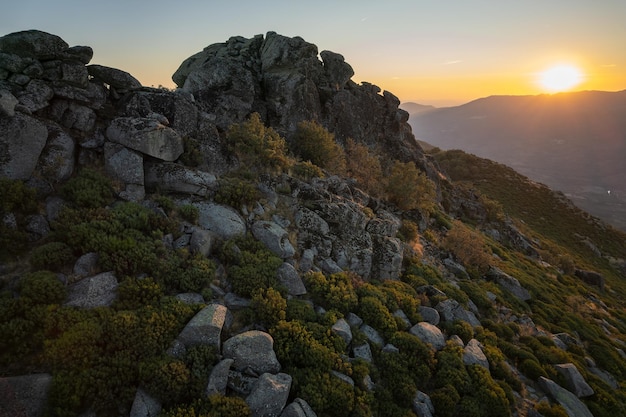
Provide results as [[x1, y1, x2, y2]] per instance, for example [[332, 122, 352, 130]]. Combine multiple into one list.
[[538, 65, 584, 92]]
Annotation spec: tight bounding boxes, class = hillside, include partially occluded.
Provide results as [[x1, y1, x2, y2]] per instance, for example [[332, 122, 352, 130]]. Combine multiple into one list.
[[1, 30, 626, 417], [407, 91, 626, 231]]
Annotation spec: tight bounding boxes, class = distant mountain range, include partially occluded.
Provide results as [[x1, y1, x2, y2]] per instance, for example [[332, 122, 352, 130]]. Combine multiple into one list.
[[403, 90, 626, 230]]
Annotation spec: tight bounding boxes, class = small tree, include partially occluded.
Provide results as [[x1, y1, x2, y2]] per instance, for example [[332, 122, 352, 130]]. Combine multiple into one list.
[[385, 160, 436, 212], [345, 138, 384, 197]]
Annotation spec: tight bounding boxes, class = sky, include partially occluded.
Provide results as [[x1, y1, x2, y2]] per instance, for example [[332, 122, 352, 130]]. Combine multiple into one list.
[[2, 0, 625, 106]]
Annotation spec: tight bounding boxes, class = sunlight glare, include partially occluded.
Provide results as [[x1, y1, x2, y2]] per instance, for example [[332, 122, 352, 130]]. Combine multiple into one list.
[[538, 65, 584, 92]]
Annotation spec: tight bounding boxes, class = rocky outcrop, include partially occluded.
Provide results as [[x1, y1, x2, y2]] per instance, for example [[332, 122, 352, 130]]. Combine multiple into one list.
[[463, 339, 489, 369], [106, 117, 184, 161], [538, 377, 594, 417], [487, 267, 531, 301], [0, 113, 47, 180], [223, 330, 281, 375], [554, 363, 594, 398]]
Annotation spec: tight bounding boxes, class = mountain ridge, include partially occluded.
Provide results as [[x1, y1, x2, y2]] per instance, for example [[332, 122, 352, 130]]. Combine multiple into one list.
[[1, 30, 626, 417]]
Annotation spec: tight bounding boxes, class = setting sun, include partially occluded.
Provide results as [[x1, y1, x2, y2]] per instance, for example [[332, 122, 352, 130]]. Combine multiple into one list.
[[538, 65, 584, 92]]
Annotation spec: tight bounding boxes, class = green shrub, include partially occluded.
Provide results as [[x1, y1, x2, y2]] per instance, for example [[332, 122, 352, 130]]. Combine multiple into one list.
[[162, 395, 252, 417], [226, 112, 290, 171], [140, 356, 191, 405], [0, 178, 37, 260], [304, 271, 358, 314], [433, 344, 471, 392], [178, 204, 199, 224], [519, 358, 547, 380], [444, 220, 492, 275], [358, 296, 398, 339], [179, 136, 203, 167], [251, 287, 287, 327], [536, 401, 569, 417], [224, 237, 282, 297], [214, 176, 260, 209], [159, 249, 216, 294], [20, 271, 66, 305], [30, 241, 74, 271], [292, 160, 325, 180], [292, 120, 346, 174], [183, 344, 217, 398], [385, 160, 436, 212], [291, 367, 355, 417], [344, 138, 383, 197], [61, 168, 114, 208], [114, 277, 164, 310], [270, 320, 339, 370], [286, 299, 318, 323], [430, 384, 461, 417]]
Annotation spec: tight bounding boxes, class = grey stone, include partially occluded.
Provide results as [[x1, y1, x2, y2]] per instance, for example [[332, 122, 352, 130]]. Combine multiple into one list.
[[73, 252, 99, 278], [0, 51, 27, 73], [295, 207, 329, 235], [144, 162, 216, 196], [87, 64, 142, 90], [419, 306, 440, 326], [60, 60, 89, 87], [104, 142, 145, 202], [129, 387, 161, 417], [539, 377, 594, 417], [65, 45, 93, 64], [346, 312, 363, 328], [227, 370, 258, 396], [206, 358, 234, 396], [251, 220, 295, 259], [195, 202, 246, 240], [352, 342, 373, 362], [280, 398, 318, 417], [0, 112, 48, 180], [189, 228, 216, 257], [246, 372, 292, 417], [382, 343, 400, 354], [59, 102, 96, 132], [463, 339, 489, 369], [175, 293, 205, 305], [435, 299, 481, 327], [277, 262, 306, 296], [320, 50, 354, 89], [106, 117, 184, 161], [331, 318, 352, 346], [394, 309, 412, 329], [175, 304, 227, 351], [0, 30, 69, 59], [360, 324, 384, 346], [0, 88, 18, 117], [487, 266, 531, 301], [26, 214, 50, 240], [412, 390, 435, 417], [409, 322, 445, 351], [371, 235, 403, 280], [45, 196, 65, 223], [223, 330, 281, 375], [0, 373, 52, 417], [36, 123, 75, 182], [65, 271, 118, 308], [443, 258, 469, 279], [224, 292, 251, 310], [555, 363, 594, 398]]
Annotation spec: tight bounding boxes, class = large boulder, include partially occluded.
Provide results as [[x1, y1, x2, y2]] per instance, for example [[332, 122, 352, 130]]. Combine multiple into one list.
[[205, 358, 234, 396], [371, 235, 403, 280], [554, 363, 594, 398], [539, 377, 594, 417], [277, 262, 307, 296], [106, 117, 184, 161], [0, 30, 68, 59], [246, 372, 292, 417], [129, 387, 161, 417], [487, 267, 531, 301], [0, 373, 52, 417], [280, 398, 318, 417], [0, 89, 19, 117], [36, 123, 75, 183], [434, 299, 481, 327], [87, 64, 142, 91], [104, 142, 145, 202], [65, 271, 118, 308], [0, 112, 48, 180], [223, 330, 281, 375], [251, 220, 295, 259], [412, 391, 435, 417], [463, 339, 489, 369], [144, 162, 216, 196], [175, 304, 227, 352], [194, 202, 246, 240], [409, 322, 445, 351]]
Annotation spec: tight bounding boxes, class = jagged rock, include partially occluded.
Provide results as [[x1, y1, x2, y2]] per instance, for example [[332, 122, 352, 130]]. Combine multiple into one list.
[[360, 324, 384, 346], [0, 30, 69, 59], [330, 318, 352, 346], [463, 339, 489, 369], [104, 142, 145, 201], [16, 80, 53, 112], [175, 304, 227, 352], [223, 330, 281, 375], [0, 88, 18, 117], [251, 220, 295, 259], [36, 123, 75, 183], [144, 162, 216, 196], [73, 252, 99, 278], [65, 45, 93, 64], [206, 358, 234, 396], [0, 112, 48, 179], [246, 372, 292, 417], [412, 391, 435, 417], [129, 387, 161, 417], [295, 207, 330, 235], [106, 117, 184, 161], [352, 342, 373, 362], [65, 271, 118, 308], [60, 60, 89, 87], [280, 398, 318, 417], [538, 377, 594, 417], [443, 258, 469, 279], [277, 262, 307, 296], [0, 373, 52, 417], [194, 201, 246, 240], [487, 267, 531, 301], [435, 299, 481, 327], [371, 235, 403, 280], [419, 306, 440, 326], [320, 50, 354, 89], [554, 363, 594, 398], [365, 210, 401, 236], [346, 312, 363, 328], [409, 322, 445, 351], [55, 101, 96, 132], [87, 64, 142, 90], [416, 285, 447, 298]]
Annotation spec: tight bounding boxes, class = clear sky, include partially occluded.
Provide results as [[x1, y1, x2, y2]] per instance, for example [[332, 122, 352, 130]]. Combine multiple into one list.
[[3, 0, 625, 106]]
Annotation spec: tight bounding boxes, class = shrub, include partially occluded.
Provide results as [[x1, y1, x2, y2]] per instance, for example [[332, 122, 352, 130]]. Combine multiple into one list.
[[61, 168, 114, 208], [20, 271, 66, 305], [226, 112, 290, 171], [0, 178, 37, 260], [179, 136, 203, 167], [251, 287, 287, 327], [444, 220, 491, 275], [270, 320, 339, 371], [536, 401, 569, 417], [178, 204, 199, 224], [159, 249, 216, 294], [344, 138, 383, 197], [161, 395, 251, 417], [291, 368, 355, 417], [30, 241, 74, 271], [226, 239, 282, 297], [292, 120, 346, 173], [519, 358, 547, 380], [358, 296, 398, 339], [214, 176, 260, 209], [114, 277, 164, 310], [385, 160, 436, 212], [286, 299, 318, 323], [430, 384, 461, 417], [304, 271, 358, 314], [140, 356, 191, 405], [292, 160, 324, 180]]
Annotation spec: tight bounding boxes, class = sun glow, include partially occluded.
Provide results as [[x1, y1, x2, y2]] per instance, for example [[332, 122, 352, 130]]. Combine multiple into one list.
[[538, 64, 584, 92]]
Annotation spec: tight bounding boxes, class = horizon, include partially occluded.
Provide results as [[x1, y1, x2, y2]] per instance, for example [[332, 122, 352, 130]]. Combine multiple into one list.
[[3, 1, 625, 105]]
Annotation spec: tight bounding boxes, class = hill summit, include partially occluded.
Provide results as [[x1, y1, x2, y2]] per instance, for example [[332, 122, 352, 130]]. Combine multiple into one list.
[[1, 30, 626, 417]]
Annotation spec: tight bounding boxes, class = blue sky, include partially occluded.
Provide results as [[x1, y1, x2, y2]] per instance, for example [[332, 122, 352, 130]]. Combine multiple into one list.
[[3, 0, 625, 105]]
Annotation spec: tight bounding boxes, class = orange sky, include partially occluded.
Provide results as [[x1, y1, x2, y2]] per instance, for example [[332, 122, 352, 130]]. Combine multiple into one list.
[[4, 1, 625, 107]]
